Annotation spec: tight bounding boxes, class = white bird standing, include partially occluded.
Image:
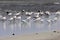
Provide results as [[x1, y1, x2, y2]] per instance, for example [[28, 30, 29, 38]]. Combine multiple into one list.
[[47, 19, 52, 31], [2, 17, 7, 31]]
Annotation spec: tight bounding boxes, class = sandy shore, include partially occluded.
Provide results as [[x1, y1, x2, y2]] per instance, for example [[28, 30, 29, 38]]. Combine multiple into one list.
[[0, 31, 60, 40]]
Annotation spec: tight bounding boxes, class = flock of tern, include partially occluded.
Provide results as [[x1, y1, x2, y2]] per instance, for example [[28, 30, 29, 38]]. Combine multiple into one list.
[[0, 10, 60, 31]]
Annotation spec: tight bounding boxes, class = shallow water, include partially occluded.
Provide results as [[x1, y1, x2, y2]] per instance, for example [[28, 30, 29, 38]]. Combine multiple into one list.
[[0, 3, 60, 37]]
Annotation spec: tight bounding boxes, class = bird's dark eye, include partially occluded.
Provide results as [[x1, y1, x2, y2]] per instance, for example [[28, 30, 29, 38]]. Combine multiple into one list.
[[6, 12, 9, 15], [38, 10, 40, 12]]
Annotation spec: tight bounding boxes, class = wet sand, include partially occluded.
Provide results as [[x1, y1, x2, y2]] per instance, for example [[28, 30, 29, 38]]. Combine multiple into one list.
[[0, 31, 60, 40]]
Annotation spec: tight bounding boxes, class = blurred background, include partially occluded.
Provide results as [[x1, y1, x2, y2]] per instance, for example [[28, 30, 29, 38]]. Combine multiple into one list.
[[0, 0, 60, 37]]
